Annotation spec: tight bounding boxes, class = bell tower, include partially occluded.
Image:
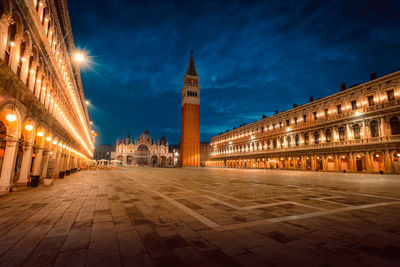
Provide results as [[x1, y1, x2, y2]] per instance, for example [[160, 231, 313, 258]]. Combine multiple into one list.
[[180, 50, 200, 167]]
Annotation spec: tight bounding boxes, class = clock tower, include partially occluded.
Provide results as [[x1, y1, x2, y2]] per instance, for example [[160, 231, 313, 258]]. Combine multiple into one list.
[[180, 51, 200, 167]]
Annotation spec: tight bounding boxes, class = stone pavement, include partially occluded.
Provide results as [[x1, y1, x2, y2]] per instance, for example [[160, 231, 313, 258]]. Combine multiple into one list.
[[0, 168, 399, 267]]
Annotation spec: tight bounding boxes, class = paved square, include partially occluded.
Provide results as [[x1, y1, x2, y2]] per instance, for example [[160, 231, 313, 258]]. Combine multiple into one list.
[[0, 168, 400, 266]]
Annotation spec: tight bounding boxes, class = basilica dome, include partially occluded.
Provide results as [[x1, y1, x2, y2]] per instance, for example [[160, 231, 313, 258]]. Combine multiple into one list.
[[139, 129, 152, 142]]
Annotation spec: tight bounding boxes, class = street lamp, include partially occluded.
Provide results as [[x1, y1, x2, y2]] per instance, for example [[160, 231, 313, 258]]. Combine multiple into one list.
[[73, 52, 85, 63]]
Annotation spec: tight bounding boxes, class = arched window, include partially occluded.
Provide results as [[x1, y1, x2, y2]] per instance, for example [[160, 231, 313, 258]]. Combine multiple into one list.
[[280, 137, 284, 147], [370, 120, 379, 137], [353, 124, 360, 140], [314, 131, 320, 144], [339, 126, 345, 141], [273, 139, 277, 149], [325, 129, 331, 143], [390, 117, 400, 135], [287, 136, 291, 147], [295, 135, 299, 146], [304, 133, 309, 145]]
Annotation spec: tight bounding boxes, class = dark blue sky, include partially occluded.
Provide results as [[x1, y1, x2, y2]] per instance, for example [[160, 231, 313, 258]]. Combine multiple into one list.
[[68, 0, 400, 145]]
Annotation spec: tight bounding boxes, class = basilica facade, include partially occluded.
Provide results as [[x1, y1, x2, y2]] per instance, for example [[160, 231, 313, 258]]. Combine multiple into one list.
[[207, 71, 400, 174], [111, 129, 175, 167]]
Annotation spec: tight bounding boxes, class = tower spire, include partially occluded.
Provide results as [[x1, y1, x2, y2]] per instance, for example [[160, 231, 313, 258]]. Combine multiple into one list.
[[186, 50, 198, 76]]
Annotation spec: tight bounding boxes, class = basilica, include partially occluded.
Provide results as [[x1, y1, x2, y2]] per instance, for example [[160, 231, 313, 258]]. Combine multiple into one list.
[[111, 129, 175, 167]]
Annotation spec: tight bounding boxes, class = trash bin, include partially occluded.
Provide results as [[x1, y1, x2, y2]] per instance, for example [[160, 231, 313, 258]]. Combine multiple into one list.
[[30, 175, 40, 187]]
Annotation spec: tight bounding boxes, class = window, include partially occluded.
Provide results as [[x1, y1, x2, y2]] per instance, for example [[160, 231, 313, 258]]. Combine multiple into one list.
[[387, 90, 395, 101], [351, 100, 357, 110], [294, 117, 298, 124], [339, 126, 345, 141], [304, 133, 309, 145], [267, 140, 271, 149], [370, 120, 379, 137], [303, 114, 307, 122], [273, 139, 277, 148], [337, 105, 342, 114], [390, 117, 400, 135], [314, 131, 320, 144], [295, 134, 299, 146], [286, 120, 290, 126], [287, 136, 291, 147], [280, 137, 284, 147], [280, 122, 283, 128], [353, 124, 360, 139], [325, 129, 332, 142], [272, 124, 275, 129], [313, 112, 317, 120], [324, 109, 329, 117], [368, 95, 374, 106]]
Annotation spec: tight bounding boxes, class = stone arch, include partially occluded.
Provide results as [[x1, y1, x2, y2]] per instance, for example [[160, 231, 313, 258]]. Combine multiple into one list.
[[371, 151, 385, 173], [338, 153, 350, 172], [151, 155, 157, 167], [0, 103, 21, 138], [354, 152, 366, 172], [44, 131, 52, 150], [160, 156, 166, 167], [391, 150, 400, 173], [126, 154, 133, 165], [34, 126, 46, 147], [21, 118, 35, 143]]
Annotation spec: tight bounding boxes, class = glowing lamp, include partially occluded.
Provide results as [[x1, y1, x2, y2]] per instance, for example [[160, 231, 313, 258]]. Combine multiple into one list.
[[21, 57, 26, 62], [86, 100, 90, 105], [52, 140, 57, 145], [63, 144, 66, 148], [73, 52, 85, 63], [10, 41, 15, 47], [46, 136, 51, 141], [58, 143, 62, 147], [6, 114, 17, 122], [25, 124, 33, 131], [37, 131, 43, 137]]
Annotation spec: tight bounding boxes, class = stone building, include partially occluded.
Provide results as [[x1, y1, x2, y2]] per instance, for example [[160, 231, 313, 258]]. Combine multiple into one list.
[[180, 50, 200, 167], [0, 0, 93, 194], [207, 71, 400, 174], [111, 129, 175, 167]]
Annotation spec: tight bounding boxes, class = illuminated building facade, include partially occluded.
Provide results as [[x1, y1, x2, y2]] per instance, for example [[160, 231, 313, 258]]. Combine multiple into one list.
[[180, 51, 200, 167], [111, 130, 174, 167], [207, 71, 400, 174], [0, 0, 94, 193]]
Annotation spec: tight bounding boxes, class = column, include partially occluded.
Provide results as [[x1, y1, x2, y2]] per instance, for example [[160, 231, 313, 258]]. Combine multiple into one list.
[[365, 151, 372, 173], [10, 33, 23, 73], [380, 117, 387, 137], [53, 151, 61, 179], [385, 149, 394, 173], [322, 155, 328, 171], [0, 139, 18, 193], [32, 146, 44, 176], [349, 152, 355, 172], [311, 155, 316, 171], [40, 150, 50, 182], [334, 154, 340, 172], [17, 144, 34, 186], [301, 155, 307, 171], [20, 49, 31, 84], [0, 14, 12, 61], [28, 62, 38, 92]]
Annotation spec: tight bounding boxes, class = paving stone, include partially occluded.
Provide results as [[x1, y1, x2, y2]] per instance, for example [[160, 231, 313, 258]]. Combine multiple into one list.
[[0, 168, 399, 266]]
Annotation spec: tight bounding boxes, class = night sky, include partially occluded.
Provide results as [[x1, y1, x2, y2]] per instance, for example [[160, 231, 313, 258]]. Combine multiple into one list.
[[68, 0, 400, 146]]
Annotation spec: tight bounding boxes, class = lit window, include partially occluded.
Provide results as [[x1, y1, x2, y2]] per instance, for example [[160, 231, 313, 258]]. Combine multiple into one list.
[[387, 90, 395, 101], [368, 95, 375, 106], [351, 100, 357, 110]]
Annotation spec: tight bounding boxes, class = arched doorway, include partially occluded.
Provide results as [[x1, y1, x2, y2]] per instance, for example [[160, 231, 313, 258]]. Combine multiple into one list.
[[371, 152, 384, 173], [326, 155, 335, 171], [315, 155, 323, 170], [0, 120, 7, 175], [355, 153, 366, 172], [160, 156, 166, 167], [151, 155, 158, 167], [339, 154, 349, 172], [306, 156, 312, 170], [126, 154, 133, 165]]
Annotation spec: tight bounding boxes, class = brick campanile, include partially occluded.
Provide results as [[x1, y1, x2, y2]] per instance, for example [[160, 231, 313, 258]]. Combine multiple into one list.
[[180, 50, 200, 167]]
